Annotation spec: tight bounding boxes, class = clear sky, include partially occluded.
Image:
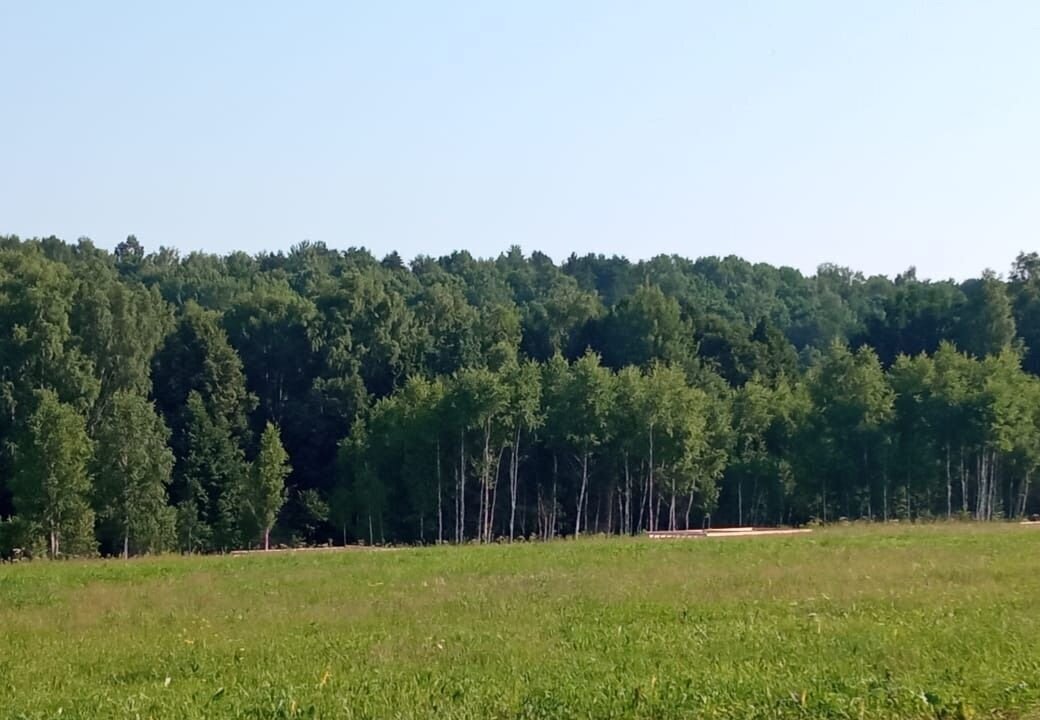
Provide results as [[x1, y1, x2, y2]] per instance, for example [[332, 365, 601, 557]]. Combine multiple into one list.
[[2, 2, 1039, 280]]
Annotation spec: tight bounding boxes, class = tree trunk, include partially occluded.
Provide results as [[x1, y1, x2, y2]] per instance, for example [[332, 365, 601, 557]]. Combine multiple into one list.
[[882, 481, 888, 523], [509, 426, 521, 542], [648, 427, 655, 532], [821, 475, 827, 523], [989, 452, 998, 521], [550, 475, 557, 540], [521, 484, 528, 538], [623, 454, 632, 535], [488, 444, 505, 542], [541, 485, 548, 540], [264, 527, 270, 551], [479, 418, 492, 543], [1018, 471, 1031, 518], [458, 430, 466, 543], [976, 452, 985, 520], [550, 453, 558, 540], [863, 445, 870, 521], [575, 451, 589, 537], [973, 453, 981, 520], [879, 466, 886, 523], [958, 447, 966, 514], [49, 525, 58, 560], [1007, 469, 1013, 521], [477, 473, 485, 543], [738, 481, 743, 527], [585, 484, 591, 534], [750, 480, 759, 526], [437, 438, 443, 544], [486, 418, 495, 541], [637, 460, 649, 533], [945, 443, 952, 519]]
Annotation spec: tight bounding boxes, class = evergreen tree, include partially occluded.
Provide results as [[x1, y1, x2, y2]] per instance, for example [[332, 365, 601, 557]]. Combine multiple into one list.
[[958, 271, 1016, 358], [179, 392, 249, 551]]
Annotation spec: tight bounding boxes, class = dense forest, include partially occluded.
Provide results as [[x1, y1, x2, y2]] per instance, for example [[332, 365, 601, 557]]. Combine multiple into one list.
[[3, 234, 1040, 556]]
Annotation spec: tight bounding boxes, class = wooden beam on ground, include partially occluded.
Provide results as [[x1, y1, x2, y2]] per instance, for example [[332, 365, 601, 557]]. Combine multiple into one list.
[[647, 527, 812, 540]]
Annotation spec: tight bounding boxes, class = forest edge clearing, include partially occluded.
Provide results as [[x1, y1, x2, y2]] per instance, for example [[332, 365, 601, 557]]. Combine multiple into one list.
[[231, 522, 1040, 550]]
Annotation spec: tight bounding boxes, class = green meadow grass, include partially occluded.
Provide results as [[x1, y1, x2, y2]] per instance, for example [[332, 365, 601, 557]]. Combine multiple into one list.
[[2, 525, 1040, 719]]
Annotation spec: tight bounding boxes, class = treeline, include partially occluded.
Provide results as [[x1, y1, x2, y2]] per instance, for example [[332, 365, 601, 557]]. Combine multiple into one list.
[[2, 234, 1040, 555]]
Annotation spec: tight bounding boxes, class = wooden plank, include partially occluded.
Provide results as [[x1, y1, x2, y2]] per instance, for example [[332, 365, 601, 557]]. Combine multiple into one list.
[[647, 527, 811, 540]]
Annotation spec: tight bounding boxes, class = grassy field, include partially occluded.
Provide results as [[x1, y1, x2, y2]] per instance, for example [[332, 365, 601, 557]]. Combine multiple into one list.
[[2, 525, 1040, 719]]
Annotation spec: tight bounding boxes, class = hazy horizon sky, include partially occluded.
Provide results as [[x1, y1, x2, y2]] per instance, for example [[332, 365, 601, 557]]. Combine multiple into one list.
[[2, 2, 1039, 281]]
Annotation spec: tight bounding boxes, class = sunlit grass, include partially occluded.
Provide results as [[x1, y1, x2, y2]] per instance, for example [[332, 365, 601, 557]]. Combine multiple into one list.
[[3, 524, 1040, 718]]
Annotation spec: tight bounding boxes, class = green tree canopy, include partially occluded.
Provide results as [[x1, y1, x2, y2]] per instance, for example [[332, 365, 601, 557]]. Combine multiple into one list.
[[93, 391, 176, 557], [11, 390, 96, 558]]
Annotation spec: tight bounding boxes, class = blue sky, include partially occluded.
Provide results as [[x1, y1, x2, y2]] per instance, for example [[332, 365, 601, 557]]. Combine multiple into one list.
[[2, 2, 1038, 279]]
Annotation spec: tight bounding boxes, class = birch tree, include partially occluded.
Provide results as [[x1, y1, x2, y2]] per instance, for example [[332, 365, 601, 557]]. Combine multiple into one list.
[[11, 390, 96, 558], [502, 359, 542, 541], [93, 391, 176, 557], [556, 352, 614, 537]]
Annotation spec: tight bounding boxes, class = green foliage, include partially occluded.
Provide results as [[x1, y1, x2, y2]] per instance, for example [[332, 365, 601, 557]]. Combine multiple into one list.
[[244, 423, 290, 549], [152, 301, 256, 440], [93, 391, 176, 556], [179, 392, 249, 552], [174, 498, 210, 554], [290, 488, 330, 545], [0, 249, 100, 438], [803, 342, 894, 520], [10, 390, 96, 558], [601, 284, 692, 368], [3, 235, 1040, 550], [958, 271, 1016, 358], [71, 260, 172, 430]]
